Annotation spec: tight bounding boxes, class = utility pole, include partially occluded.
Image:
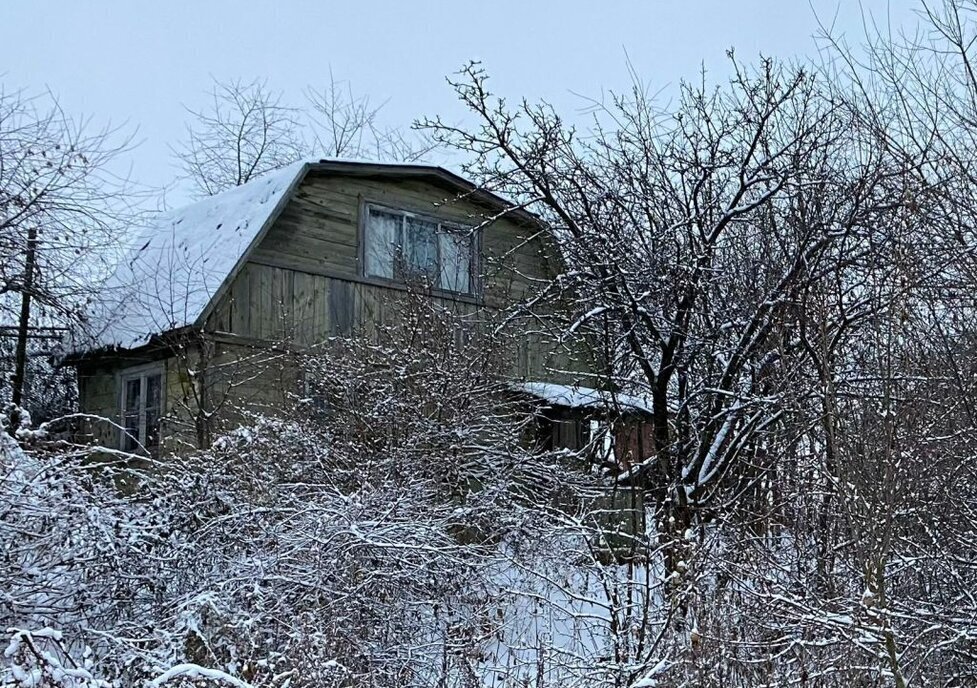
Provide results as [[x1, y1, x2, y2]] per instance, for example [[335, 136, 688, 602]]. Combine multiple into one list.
[[11, 226, 38, 408]]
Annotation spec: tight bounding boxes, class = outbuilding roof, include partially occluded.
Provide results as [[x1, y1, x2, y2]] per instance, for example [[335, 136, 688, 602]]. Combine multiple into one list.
[[511, 381, 654, 416]]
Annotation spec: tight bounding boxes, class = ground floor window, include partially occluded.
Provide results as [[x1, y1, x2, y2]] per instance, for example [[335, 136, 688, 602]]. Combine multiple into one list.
[[120, 365, 163, 453]]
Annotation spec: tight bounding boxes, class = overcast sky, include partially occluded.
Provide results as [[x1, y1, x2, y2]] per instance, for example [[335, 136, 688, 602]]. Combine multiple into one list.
[[2, 1, 921, 205]]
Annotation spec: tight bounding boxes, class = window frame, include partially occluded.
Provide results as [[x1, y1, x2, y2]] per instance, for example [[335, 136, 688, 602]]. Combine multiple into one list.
[[117, 362, 165, 453], [359, 200, 481, 297]]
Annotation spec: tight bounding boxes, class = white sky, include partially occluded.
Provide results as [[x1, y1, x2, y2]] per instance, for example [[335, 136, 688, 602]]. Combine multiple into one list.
[[2, 1, 921, 205]]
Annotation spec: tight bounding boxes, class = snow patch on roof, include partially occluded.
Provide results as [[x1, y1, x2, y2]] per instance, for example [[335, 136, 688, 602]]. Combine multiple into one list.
[[86, 161, 307, 351], [511, 381, 653, 415]]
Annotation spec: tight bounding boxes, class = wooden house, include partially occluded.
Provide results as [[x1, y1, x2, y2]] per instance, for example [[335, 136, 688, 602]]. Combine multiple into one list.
[[66, 160, 624, 454]]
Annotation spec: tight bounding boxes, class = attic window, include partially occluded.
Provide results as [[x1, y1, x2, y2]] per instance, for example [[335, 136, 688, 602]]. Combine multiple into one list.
[[363, 204, 475, 294]]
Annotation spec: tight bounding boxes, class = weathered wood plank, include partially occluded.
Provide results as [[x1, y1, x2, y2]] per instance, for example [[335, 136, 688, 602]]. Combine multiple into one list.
[[212, 171, 589, 383], [292, 271, 316, 346], [229, 263, 251, 335], [328, 278, 353, 337]]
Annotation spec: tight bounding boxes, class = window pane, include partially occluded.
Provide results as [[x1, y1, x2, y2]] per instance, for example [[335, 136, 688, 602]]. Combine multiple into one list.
[[123, 412, 140, 451], [145, 374, 162, 410], [144, 408, 160, 449], [438, 231, 472, 293], [404, 216, 438, 279], [123, 378, 141, 451], [144, 374, 162, 450], [125, 378, 141, 412], [365, 208, 400, 279]]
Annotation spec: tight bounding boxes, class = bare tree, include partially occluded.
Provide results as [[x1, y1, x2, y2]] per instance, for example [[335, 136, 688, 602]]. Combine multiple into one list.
[[0, 85, 133, 413], [174, 78, 305, 196], [423, 58, 901, 573], [174, 74, 436, 199], [306, 69, 437, 162], [420, 46, 977, 683]]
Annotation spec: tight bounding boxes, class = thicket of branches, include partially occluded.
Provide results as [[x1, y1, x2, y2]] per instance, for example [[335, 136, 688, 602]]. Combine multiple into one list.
[[412, 2, 977, 683], [9, 2, 977, 687], [4, 292, 669, 687], [1, 302, 611, 687]]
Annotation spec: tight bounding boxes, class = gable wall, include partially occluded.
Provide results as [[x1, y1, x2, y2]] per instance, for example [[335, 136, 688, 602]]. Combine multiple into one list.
[[246, 173, 553, 307], [207, 172, 594, 382]]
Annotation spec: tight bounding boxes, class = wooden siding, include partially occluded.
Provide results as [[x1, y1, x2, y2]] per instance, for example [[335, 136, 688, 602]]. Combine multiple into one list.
[[160, 341, 295, 453], [206, 171, 592, 386], [76, 340, 296, 454], [76, 357, 175, 452], [77, 362, 120, 448], [207, 261, 585, 382], [246, 173, 557, 309], [78, 171, 595, 454]]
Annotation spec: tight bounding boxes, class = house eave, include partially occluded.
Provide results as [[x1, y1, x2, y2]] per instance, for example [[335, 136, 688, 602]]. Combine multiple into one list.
[[63, 325, 200, 367]]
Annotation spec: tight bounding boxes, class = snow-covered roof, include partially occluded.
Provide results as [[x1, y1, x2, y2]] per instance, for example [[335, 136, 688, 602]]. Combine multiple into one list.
[[511, 382, 653, 415], [77, 158, 541, 355], [86, 161, 307, 350]]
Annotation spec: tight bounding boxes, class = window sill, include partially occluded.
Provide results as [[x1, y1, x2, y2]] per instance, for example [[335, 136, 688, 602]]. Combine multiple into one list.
[[360, 272, 484, 306]]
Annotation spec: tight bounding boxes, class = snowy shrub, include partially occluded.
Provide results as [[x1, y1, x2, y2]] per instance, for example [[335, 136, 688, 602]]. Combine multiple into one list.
[[2, 629, 106, 688], [0, 308, 610, 687], [8, 294, 977, 686]]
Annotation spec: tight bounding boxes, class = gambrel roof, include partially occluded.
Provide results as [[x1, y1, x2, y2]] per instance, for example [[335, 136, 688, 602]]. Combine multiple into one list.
[[82, 160, 539, 354]]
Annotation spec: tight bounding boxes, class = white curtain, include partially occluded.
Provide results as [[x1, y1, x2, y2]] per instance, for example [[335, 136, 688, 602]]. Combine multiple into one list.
[[405, 216, 438, 277], [365, 208, 400, 279], [439, 231, 472, 293]]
